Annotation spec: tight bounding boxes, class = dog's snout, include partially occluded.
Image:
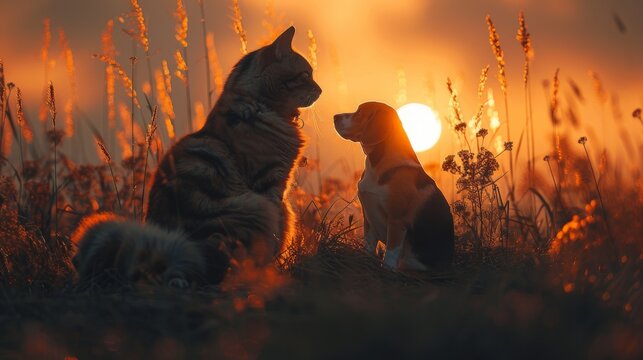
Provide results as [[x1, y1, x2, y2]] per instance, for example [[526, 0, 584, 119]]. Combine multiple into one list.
[[333, 113, 349, 125], [333, 112, 360, 142]]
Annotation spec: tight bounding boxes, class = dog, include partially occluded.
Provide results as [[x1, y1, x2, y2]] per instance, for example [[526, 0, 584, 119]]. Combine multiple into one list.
[[72, 213, 206, 288], [334, 102, 454, 271], [146, 26, 322, 283]]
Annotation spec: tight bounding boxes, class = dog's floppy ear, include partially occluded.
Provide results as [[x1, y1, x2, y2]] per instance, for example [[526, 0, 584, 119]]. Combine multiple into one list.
[[361, 109, 390, 146]]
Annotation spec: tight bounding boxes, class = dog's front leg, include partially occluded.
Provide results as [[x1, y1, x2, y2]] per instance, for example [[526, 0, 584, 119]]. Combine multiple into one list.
[[382, 220, 406, 269], [363, 209, 378, 253]]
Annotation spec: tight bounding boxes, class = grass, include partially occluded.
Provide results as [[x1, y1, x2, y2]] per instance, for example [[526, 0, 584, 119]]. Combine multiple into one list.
[[0, 3, 641, 359]]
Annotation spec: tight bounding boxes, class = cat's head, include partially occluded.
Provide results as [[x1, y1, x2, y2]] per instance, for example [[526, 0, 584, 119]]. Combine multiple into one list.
[[225, 26, 322, 117]]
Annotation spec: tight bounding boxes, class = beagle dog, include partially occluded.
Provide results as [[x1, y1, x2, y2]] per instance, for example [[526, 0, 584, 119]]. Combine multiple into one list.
[[334, 102, 454, 271]]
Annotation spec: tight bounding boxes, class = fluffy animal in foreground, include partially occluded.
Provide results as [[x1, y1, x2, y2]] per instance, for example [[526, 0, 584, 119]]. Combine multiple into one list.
[[334, 102, 454, 271], [72, 213, 206, 288], [146, 26, 321, 283]]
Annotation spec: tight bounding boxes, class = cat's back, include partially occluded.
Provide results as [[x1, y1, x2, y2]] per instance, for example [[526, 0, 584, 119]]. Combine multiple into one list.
[[146, 130, 246, 228]]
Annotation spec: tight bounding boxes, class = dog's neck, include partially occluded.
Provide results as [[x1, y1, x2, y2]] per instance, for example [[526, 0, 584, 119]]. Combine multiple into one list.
[[362, 140, 421, 181]]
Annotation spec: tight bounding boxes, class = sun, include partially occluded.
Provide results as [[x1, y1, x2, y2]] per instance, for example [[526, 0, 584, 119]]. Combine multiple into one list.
[[397, 102, 442, 153]]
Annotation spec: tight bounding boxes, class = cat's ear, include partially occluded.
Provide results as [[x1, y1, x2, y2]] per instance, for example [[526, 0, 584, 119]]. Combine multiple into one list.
[[271, 26, 295, 60]]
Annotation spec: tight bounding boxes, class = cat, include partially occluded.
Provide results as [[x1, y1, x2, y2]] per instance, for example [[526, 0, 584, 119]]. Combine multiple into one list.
[[72, 213, 206, 288], [146, 26, 322, 283]]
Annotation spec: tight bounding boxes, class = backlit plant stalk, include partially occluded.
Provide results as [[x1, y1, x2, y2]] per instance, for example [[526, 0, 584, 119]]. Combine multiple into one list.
[[486, 15, 514, 195], [16, 88, 25, 173], [578, 136, 617, 258], [175, 0, 193, 132], [102, 20, 117, 147], [46, 82, 58, 237], [130, 56, 137, 217], [232, 0, 248, 55], [141, 107, 157, 221], [549, 68, 563, 188], [0, 61, 6, 158], [97, 140, 122, 210], [516, 11, 535, 186], [197, 0, 212, 109], [130, 0, 156, 106], [40, 18, 52, 123]]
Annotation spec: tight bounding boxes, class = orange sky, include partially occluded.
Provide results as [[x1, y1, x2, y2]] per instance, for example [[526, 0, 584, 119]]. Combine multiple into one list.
[[1, 0, 642, 185]]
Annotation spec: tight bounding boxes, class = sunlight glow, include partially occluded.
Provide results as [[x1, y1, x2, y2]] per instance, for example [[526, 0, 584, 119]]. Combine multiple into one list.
[[397, 102, 442, 153]]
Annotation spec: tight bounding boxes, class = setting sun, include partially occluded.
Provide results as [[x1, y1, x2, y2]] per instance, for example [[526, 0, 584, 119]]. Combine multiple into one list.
[[397, 102, 442, 153]]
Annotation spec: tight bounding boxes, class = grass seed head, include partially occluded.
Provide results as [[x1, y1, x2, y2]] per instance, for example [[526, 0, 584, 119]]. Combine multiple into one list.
[[130, 0, 150, 52], [175, 0, 188, 48], [232, 0, 248, 54], [486, 15, 507, 94], [46, 81, 56, 126]]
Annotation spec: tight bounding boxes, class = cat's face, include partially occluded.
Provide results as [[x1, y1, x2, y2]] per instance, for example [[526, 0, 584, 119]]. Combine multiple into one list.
[[226, 27, 322, 116]]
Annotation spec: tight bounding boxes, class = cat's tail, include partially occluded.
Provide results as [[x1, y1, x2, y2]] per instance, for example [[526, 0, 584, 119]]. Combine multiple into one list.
[[175, 192, 284, 283], [72, 213, 206, 289]]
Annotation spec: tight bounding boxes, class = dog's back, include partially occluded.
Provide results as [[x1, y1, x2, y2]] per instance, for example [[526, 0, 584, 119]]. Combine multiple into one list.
[[406, 170, 454, 269]]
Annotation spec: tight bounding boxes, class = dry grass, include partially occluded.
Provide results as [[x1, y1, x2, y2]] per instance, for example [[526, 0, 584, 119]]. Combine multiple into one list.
[[0, 6, 640, 360]]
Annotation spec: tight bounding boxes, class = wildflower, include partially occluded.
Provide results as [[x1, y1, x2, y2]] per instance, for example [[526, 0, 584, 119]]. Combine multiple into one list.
[[578, 136, 587, 145], [477, 148, 499, 180], [633, 108, 642, 124], [46, 129, 64, 146], [504, 141, 513, 151], [543, 155, 550, 161], [454, 122, 466, 133], [442, 155, 460, 175], [21, 160, 40, 180], [457, 149, 473, 162], [453, 200, 466, 214], [476, 128, 488, 138]]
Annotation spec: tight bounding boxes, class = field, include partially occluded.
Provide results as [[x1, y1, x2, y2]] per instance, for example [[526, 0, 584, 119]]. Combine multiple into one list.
[[0, 1, 641, 359]]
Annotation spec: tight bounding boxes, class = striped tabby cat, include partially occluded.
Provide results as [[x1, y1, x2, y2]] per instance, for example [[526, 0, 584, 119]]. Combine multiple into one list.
[[146, 26, 321, 283]]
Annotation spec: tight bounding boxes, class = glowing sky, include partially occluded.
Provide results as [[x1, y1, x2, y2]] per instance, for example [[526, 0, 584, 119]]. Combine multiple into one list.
[[1, 0, 641, 180]]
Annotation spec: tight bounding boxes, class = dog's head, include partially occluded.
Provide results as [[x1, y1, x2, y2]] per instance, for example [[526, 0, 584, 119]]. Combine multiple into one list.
[[333, 102, 400, 146]]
